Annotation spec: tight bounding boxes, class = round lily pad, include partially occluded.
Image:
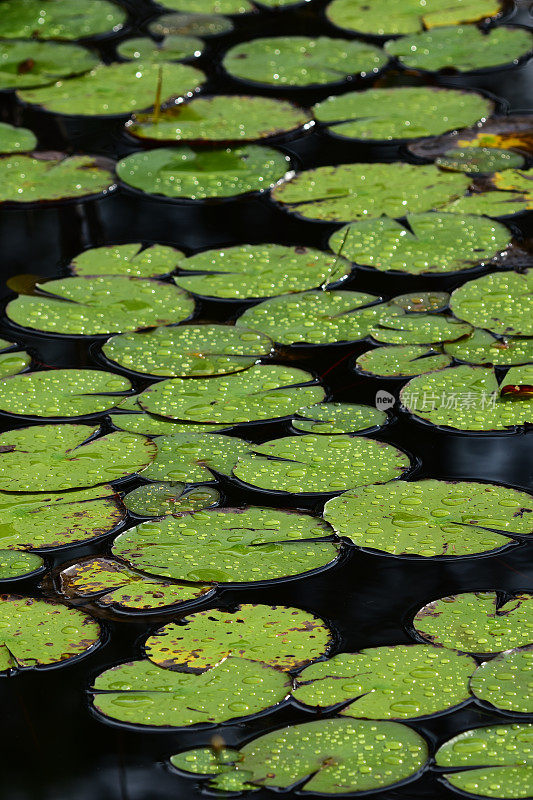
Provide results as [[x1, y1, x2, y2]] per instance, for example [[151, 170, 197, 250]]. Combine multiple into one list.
[[0, 154, 114, 205], [444, 329, 533, 366], [160, 0, 251, 12], [436, 724, 533, 799], [0, 595, 101, 672], [470, 645, 533, 714], [272, 162, 470, 222], [0, 0, 126, 40], [0, 552, 44, 581], [174, 244, 351, 301], [294, 644, 475, 719], [128, 95, 310, 144], [0, 424, 155, 492], [145, 604, 332, 671], [124, 483, 220, 517], [313, 87, 492, 142], [450, 270, 532, 337], [436, 147, 526, 174], [413, 592, 533, 654], [170, 747, 240, 775], [292, 403, 386, 434], [385, 26, 533, 73], [138, 365, 325, 424], [69, 243, 183, 278], [117, 35, 203, 63], [356, 345, 452, 378], [19, 62, 204, 117], [0, 347, 31, 379], [111, 407, 228, 436], [233, 435, 411, 494], [329, 213, 511, 275], [116, 145, 289, 200], [7, 276, 194, 336], [112, 507, 339, 584], [140, 432, 250, 483], [371, 313, 471, 345], [324, 479, 533, 558], [0, 123, 37, 154], [91, 657, 291, 728], [149, 12, 234, 37], [0, 40, 99, 91], [393, 292, 451, 313]]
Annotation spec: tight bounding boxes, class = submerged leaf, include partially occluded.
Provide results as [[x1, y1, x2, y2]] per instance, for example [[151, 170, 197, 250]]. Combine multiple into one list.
[[470, 645, 533, 713], [0, 40, 99, 90], [292, 403, 386, 434], [0, 154, 114, 204], [444, 329, 533, 366], [0, 123, 37, 154], [123, 483, 220, 517], [69, 244, 183, 278], [0, 551, 44, 581], [450, 270, 532, 337], [140, 433, 250, 483], [356, 345, 452, 377], [0, 0, 126, 39]]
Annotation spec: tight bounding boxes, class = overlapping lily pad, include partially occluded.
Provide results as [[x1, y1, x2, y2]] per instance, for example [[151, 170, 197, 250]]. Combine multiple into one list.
[[124, 483, 220, 517], [371, 313, 471, 345], [116, 145, 289, 199], [0, 154, 114, 204], [356, 345, 451, 378], [117, 35, 203, 63], [0, 41, 99, 91], [292, 403, 386, 434], [444, 329, 533, 366], [450, 270, 532, 336], [324, 479, 533, 558], [436, 147, 526, 174], [441, 188, 533, 218], [223, 36, 387, 88], [140, 432, 250, 483], [112, 507, 340, 584], [170, 747, 241, 776], [470, 645, 533, 713], [69, 243, 183, 278], [149, 12, 234, 37], [0, 123, 37, 154], [413, 592, 533, 654], [111, 402, 229, 436], [0, 552, 44, 581], [0, 0, 126, 40]]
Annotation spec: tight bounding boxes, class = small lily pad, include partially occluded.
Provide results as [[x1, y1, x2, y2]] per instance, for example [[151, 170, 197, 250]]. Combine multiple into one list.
[[233, 435, 411, 494], [140, 432, 250, 483], [0, 552, 44, 581], [103, 324, 272, 377], [117, 35, 203, 63], [0, 123, 37, 154], [371, 313, 471, 345], [470, 645, 533, 713], [149, 12, 234, 37], [70, 244, 183, 278], [436, 147, 525, 174], [413, 592, 533, 654], [0, 40, 99, 90], [444, 329, 533, 366], [145, 603, 332, 671], [0, 347, 31, 379], [292, 403, 386, 434], [294, 644, 475, 718], [116, 145, 289, 200], [0, 0, 126, 39], [112, 507, 339, 584], [170, 747, 240, 775], [393, 292, 451, 313], [356, 345, 452, 377], [0, 154, 114, 204], [324, 479, 533, 558], [160, 0, 252, 12], [450, 270, 532, 337], [493, 167, 533, 194], [124, 483, 220, 517]]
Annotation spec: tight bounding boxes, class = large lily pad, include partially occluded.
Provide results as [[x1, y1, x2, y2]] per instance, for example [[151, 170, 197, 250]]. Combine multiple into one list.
[[329, 213, 510, 275], [0, 595, 100, 672], [145, 604, 331, 671], [0, 123, 37, 154], [138, 365, 324, 423], [117, 35, 203, 64], [0, 154, 114, 205], [450, 270, 532, 337], [116, 145, 289, 200], [292, 403, 387, 434], [0, 424, 155, 492], [324, 479, 533, 558], [149, 12, 234, 37], [444, 329, 533, 366], [0, 551, 44, 581], [356, 345, 452, 378], [470, 645, 533, 714], [112, 507, 340, 584], [0, 40, 99, 91], [294, 644, 475, 718], [124, 483, 220, 517], [140, 432, 250, 483], [272, 162, 470, 222], [70, 244, 183, 278], [233, 435, 411, 494], [0, 0, 126, 40], [413, 592, 533, 654]]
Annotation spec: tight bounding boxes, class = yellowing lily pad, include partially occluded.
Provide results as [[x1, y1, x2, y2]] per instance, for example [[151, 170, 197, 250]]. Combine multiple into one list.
[[69, 244, 183, 278]]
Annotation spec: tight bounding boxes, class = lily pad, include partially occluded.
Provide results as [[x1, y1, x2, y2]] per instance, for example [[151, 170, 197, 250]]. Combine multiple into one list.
[[69, 243, 183, 278], [138, 365, 325, 423], [170, 747, 241, 775], [0, 345, 31, 379], [0, 123, 37, 154], [393, 292, 451, 313], [436, 147, 526, 174], [174, 244, 351, 300], [111, 406, 228, 436], [329, 213, 510, 275], [103, 324, 272, 377], [117, 35, 203, 63], [292, 403, 387, 434], [128, 95, 310, 144], [451, 270, 532, 337], [493, 167, 533, 194], [324, 479, 533, 558], [123, 483, 220, 517], [233, 435, 411, 494], [145, 603, 332, 671], [0, 424, 155, 492], [160, 0, 252, 12], [294, 644, 475, 718], [7, 276, 194, 336], [0, 595, 100, 672], [0, 154, 114, 204], [313, 87, 492, 142], [116, 145, 289, 200], [441, 189, 533, 218], [436, 724, 533, 799], [0, 0, 126, 40], [0, 40, 99, 91], [0, 551, 44, 581], [223, 36, 387, 88], [470, 645, 533, 713], [149, 12, 234, 37], [91, 657, 290, 728], [356, 345, 452, 377], [112, 507, 340, 584], [413, 592, 533, 654], [140, 432, 250, 483], [444, 329, 533, 366], [272, 162, 470, 222], [370, 313, 471, 345], [385, 26, 533, 74]]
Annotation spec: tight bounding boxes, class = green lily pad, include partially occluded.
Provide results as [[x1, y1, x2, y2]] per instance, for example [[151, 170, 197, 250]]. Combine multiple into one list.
[[174, 244, 350, 301], [116, 145, 289, 200], [292, 403, 386, 434], [436, 724, 533, 799], [7, 276, 194, 336], [325, 0, 501, 36], [0, 123, 37, 154], [161, 0, 252, 12], [0, 0, 126, 40], [138, 365, 325, 423], [233, 435, 410, 494], [329, 213, 511, 275], [0, 154, 114, 204], [436, 147, 526, 174], [140, 432, 250, 483], [393, 292, 451, 313], [385, 26, 533, 73], [0, 595, 101, 672], [0, 424, 155, 492], [91, 657, 290, 728], [0, 551, 44, 581], [0, 40, 99, 91], [413, 592, 533, 654], [111, 406, 228, 436], [103, 324, 272, 377], [0, 347, 31, 379], [149, 12, 234, 37], [313, 87, 492, 142], [117, 35, 203, 63], [170, 747, 240, 775], [371, 312, 472, 345], [145, 603, 331, 671], [451, 270, 532, 337], [444, 329, 533, 366], [124, 483, 220, 517], [60, 556, 214, 612], [442, 189, 533, 218], [19, 62, 204, 117], [272, 162, 470, 222], [356, 345, 452, 377], [294, 644, 475, 718], [128, 95, 310, 144], [470, 645, 533, 714], [324, 479, 533, 558], [70, 243, 183, 278], [112, 507, 339, 584], [494, 167, 533, 194]]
